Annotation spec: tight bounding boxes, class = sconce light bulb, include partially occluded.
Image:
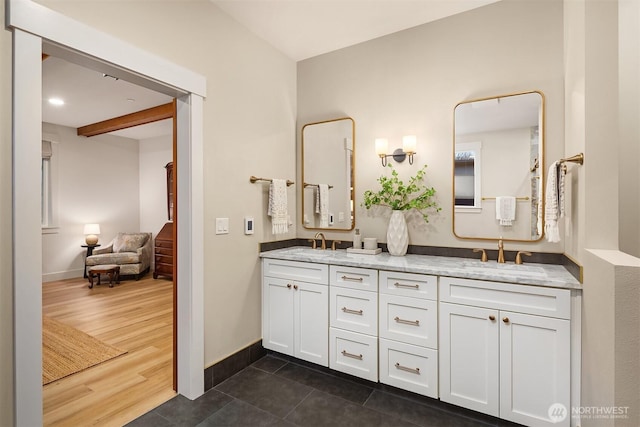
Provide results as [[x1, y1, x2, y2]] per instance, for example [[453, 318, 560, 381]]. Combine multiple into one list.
[[375, 138, 389, 156], [402, 135, 417, 154]]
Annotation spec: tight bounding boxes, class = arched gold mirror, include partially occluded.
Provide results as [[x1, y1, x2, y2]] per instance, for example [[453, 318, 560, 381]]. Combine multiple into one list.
[[301, 117, 355, 230], [453, 91, 544, 241]]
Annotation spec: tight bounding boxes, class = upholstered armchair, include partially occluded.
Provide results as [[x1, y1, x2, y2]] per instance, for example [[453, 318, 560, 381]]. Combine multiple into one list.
[[86, 232, 152, 280]]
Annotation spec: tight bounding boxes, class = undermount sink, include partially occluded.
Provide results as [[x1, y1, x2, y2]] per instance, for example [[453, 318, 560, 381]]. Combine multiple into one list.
[[280, 247, 334, 257], [464, 262, 547, 278]]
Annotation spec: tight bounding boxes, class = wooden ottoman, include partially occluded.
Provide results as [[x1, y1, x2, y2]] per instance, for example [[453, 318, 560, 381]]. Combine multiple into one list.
[[87, 264, 120, 288]]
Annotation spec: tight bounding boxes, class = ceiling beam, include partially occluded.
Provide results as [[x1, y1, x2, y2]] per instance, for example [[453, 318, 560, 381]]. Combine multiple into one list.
[[77, 102, 174, 137]]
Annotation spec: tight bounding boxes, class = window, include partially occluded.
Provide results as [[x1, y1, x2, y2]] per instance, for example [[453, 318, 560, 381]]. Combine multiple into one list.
[[41, 139, 57, 231], [454, 141, 482, 210]]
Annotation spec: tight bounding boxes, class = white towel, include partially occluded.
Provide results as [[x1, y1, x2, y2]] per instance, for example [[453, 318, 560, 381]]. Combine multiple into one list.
[[268, 179, 288, 234], [544, 162, 566, 242], [495, 196, 516, 226], [317, 184, 329, 228]]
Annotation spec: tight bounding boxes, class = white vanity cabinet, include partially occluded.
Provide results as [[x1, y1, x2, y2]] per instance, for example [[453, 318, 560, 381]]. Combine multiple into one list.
[[261, 250, 581, 427], [378, 271, 439, 398], [439, 277, 577, 427], [329, 265, 379, 382], [262, 259, 329, 366]]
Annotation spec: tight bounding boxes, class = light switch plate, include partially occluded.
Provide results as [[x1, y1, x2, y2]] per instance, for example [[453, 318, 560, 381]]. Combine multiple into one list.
[[216, 217, 229, 235]]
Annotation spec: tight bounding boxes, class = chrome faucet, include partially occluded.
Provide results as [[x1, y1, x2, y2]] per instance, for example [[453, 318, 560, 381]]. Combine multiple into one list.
[[497, 238, 505, 263], [314, 232, 327, 250]]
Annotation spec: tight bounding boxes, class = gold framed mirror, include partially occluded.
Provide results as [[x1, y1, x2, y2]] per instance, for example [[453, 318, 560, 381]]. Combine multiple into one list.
[[453, 91, 544, 242], [301, 117, 355, 230]]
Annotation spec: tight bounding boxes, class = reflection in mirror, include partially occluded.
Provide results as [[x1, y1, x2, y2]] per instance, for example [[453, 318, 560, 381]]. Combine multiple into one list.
[[453, 91, 544, 241], [302, 117, 355, 230]]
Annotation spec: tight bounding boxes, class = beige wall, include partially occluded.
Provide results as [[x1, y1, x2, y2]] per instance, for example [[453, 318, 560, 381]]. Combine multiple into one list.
[[618, 0, 640, 258], [41, 123, 142, 282], [31, 0, 297, 366], [297, 0, 565, 253], [0, 0, 14, 422]]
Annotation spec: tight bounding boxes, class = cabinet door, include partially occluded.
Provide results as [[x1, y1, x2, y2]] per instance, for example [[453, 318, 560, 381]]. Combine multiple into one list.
[[295, 282, 329, 366], [262, 277, 294, 356], [500, 312, 570, 427], [439, 302, 499, 417]]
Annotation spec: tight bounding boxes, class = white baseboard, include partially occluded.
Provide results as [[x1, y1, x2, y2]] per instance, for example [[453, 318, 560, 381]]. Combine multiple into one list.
[[42, 268, 84, 283]]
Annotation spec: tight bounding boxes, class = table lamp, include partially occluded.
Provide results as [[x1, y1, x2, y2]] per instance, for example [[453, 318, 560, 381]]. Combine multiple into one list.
[[83, 223, 101, 245]]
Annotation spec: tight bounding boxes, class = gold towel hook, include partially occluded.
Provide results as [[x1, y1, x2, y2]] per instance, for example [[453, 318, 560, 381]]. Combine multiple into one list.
[[559, 153, 584, 165]]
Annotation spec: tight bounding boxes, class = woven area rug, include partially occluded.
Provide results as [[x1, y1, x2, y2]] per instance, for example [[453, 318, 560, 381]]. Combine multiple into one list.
[[42, 316, 127, 385]]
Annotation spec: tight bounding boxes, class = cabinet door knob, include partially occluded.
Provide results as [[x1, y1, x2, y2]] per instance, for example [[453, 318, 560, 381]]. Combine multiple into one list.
[[286, 283, 292, 289], [503, 317, 510, 323], [293, 285, 298, 290], [489, 315, 496, 321]]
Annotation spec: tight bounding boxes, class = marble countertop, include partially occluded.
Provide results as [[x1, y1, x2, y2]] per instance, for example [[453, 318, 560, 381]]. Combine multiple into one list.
[[260, 246, 582, 290]]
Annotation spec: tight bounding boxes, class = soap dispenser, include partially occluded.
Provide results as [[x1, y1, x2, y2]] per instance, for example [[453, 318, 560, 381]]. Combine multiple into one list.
[[353, 229, 362, 249]]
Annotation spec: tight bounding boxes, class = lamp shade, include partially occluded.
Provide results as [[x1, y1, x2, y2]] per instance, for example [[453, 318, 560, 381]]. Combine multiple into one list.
[[83, 223, 101, 245], [402, 135, 417, 154], [83, 223, 101, 235], [375, 138, 389, 156]]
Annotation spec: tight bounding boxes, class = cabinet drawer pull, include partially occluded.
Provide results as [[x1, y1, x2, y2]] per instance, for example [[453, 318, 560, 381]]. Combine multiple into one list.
[[394, 316, 420, 326], [489, 315, 496, 321], [393, 282, 419, 289], [503, 317, 510, 324], [286, 284, 292, 289], [341, 275, 364, 282], [341, 350, 363, 360], [342, 307, 363, 315], [293, 285, 298, 290], [395, 363, 420, 374]]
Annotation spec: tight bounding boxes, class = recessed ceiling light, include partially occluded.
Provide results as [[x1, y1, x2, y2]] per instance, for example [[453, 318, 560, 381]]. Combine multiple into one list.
[[48, 98, 65, 106]]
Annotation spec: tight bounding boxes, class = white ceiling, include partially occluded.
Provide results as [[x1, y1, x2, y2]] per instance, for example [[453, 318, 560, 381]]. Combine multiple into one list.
[[42, 56, 174, 140], [42, 0, 499, 140]]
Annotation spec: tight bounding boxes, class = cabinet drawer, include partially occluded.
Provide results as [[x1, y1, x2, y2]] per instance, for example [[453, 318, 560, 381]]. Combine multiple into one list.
[[330, 265, 378, 292], [379, 338, 438, 398], [440, 277, 571, 319], [379, 294, 437, 349], [155, 239, 172, 249], [155, 254, 172, 264], [155, 264, 173, 274], [330, 287, 378, 335], [329, 328, 378, 382], [263, 258, 328, 285], [379, 271, 437, 300], [155, 247, 173, 256]]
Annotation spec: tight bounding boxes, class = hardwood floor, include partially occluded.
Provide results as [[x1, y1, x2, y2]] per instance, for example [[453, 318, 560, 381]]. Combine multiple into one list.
[[42, 274, 175, 426]]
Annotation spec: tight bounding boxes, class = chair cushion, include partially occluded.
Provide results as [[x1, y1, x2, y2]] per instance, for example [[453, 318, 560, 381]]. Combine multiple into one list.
[[86, 252, 141, 266], [113, 233, 149, 253]]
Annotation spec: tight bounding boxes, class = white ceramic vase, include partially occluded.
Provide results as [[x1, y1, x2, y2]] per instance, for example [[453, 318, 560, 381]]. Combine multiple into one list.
[[387, 210, 409, 256]]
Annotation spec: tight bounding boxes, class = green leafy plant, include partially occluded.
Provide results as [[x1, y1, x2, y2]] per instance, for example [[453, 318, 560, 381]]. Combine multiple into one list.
[[362, 164, 441, 222]]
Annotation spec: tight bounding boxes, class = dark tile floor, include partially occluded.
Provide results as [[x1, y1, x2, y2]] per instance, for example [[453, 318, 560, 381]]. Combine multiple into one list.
[[127, 354, 523, 427]]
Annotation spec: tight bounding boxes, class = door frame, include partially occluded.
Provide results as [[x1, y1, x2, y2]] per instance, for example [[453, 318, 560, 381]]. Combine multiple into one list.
[[9, 1, 206, 425]]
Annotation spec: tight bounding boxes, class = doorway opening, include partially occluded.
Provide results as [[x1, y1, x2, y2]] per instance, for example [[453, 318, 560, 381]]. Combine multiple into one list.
[[11, 11, 206, 423], [41, 52, 178, 423]]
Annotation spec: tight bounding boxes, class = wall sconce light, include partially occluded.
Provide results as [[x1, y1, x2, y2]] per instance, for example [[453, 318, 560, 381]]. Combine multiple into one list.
[[83, 223, 101, 245], [375, 135, 417, 166]]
